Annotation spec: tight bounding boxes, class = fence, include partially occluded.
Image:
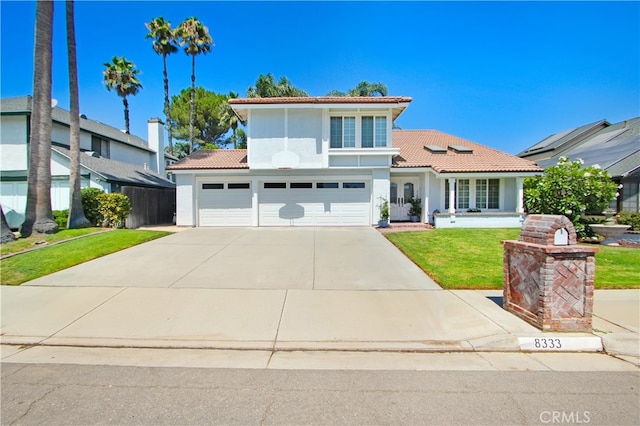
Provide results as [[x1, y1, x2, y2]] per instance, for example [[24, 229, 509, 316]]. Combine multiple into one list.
[[121, 186, 176, 229]]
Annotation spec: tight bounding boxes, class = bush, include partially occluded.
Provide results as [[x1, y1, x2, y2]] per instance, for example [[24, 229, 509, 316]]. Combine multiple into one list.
[[52, 210, 69, 230], [97, 192, 132, 228], [617, 211, 640, 231], [81, 187, 104, 226]]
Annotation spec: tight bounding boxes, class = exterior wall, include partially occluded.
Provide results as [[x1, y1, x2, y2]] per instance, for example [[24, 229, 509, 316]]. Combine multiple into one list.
[[502, 178, 517, 211], [110, 142, 154, 168], [175, 174, 196, 226], [0, 115, 28, 171], [372, 168, 390, 223], [248, 109, 323, 169]]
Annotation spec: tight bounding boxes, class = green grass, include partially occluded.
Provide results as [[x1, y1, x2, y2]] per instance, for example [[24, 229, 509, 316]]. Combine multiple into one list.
[[1, 230, 170, 286], [386, 229, 640, 289], [0, 227, 105, 256]]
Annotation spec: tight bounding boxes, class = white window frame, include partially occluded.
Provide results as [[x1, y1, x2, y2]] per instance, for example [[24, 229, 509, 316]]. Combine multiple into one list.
[[329, 112, 391, 149]]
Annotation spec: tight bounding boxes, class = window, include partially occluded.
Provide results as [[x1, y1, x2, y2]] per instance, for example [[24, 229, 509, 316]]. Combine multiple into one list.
[[330, 117, 355, 148], [317, 182, 339, 189], [202, 183, 223, 190], [264, 182, 286, 189], [343, 182, 365, 189], [91, 135, 109, 158], [290, 182, 312, 189], [330, 115, 387, 148], [457, 179, 470, 209], [475, 179, 500, 209], [228, 183, 250, 189]]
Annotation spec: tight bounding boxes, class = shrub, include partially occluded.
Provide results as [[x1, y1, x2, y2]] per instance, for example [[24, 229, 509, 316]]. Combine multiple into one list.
[[52, 210, 69, 229], [81, 187, 104, 226], [617, 211, 640, 231], [97, 192, 132, 228], [524, 157, 618, 238]]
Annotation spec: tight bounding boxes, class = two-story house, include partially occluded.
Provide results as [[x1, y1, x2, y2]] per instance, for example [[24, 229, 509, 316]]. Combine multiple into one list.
[[167, 96, 541, 228], [0, 96, 176, 228]]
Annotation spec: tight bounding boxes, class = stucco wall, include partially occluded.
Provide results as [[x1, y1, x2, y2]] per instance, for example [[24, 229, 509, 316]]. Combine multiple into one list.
[[0, 115, 28, 171], [175, 174, 195, 226]]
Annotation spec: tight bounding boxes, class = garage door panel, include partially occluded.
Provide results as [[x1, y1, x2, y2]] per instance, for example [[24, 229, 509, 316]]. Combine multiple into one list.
[[198, 185, 252, 226], [258, 182, 370, 226]]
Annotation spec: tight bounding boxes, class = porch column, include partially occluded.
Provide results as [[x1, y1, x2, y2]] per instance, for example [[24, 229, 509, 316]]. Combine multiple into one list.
[[516, 177, 524, 213], [448, 178, 456, 214]]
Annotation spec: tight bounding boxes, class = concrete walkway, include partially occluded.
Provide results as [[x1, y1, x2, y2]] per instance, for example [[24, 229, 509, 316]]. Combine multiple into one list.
[[1, 227, 638, 370]]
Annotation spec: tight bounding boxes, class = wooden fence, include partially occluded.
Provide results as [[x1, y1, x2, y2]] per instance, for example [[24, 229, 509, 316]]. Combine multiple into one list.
[[121, 186, 176, 229]]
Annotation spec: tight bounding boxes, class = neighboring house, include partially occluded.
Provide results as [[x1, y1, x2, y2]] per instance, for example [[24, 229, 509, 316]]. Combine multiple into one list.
[[518, 117, 640, 212], [167, 96, 541, 228], [0, 96, 177, 228]]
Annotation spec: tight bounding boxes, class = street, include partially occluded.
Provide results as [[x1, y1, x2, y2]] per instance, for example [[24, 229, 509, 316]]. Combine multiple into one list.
[[2, 362, 639, 425]]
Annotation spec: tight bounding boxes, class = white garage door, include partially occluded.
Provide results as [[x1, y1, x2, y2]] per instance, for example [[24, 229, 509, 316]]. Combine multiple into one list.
[[259, 180, 370, 226], [198, 182, 252, 226]]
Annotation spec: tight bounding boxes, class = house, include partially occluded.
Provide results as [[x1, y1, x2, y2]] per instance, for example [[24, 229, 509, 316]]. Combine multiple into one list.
[[0, 96, 177, 228], [167, 96, 541, 228], [518, 117, 640, 212]]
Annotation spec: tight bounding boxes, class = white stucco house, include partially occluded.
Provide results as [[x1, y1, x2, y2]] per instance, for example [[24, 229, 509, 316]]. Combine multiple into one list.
[[0, 96, 176, 228], [167, 96, 541, 228]]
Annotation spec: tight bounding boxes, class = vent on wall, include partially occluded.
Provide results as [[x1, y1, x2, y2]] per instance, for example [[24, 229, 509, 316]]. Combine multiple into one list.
[[448, 145, 473, 153], [424, 145, 447, 153]]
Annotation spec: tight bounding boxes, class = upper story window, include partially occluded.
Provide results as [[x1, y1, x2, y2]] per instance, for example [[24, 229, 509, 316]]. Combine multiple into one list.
[[330, 115, 388, 148], [91, 135, 110, 158]]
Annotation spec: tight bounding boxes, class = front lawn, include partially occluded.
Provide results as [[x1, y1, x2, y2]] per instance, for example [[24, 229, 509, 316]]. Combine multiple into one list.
[[1, 229, 170, 286], [386, 229, 639, 289], [0, 227, 105, 256]]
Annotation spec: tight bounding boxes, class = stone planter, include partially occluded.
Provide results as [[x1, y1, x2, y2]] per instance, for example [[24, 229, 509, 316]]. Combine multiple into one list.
[[590, 224, 631, 246]]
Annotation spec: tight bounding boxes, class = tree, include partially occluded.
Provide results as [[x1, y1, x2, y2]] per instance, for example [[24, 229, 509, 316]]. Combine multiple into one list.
[[66, 0, 90, 229], [103, 56, 143, 134], [169, 87, 231, 150], [177, 17, 213, 153], [145, 17, 179, 154], [21, 0, 58, 236], [247, 73, 308, 97], [524, 157, 619, 237], [220, 92, 245, 149], [326, 81, 388, 97], [166, 143, 189, 160]]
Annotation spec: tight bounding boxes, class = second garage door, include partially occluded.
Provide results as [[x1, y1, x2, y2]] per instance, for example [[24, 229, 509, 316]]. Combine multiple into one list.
[[259, 180, 370, 226]]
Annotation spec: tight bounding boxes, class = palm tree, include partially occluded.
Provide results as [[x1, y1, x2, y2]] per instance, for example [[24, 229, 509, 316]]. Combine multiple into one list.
[[220, 92, 245, 149], [103, 56, 143, 134], [348, 81, 388, 97], [247, 73, 308, 97], [66, 0, 90, 229], [21, 0, 58, 236], [177, 17, 213, 153], [326, 81, 389, 97], [146, 17, 178, 154]]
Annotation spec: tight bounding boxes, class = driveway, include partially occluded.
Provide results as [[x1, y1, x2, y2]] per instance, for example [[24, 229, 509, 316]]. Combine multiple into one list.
[[25, 227, 441, 290]]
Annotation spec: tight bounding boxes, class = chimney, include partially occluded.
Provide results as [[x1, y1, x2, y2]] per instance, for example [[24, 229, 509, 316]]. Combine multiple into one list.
[[147, 118, 165, 177]]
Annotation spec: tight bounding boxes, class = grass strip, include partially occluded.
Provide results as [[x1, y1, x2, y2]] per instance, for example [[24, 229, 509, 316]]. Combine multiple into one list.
[[0, 227, 105, 257], [1, 230, 170, 286], [385, 228, 639, 289]]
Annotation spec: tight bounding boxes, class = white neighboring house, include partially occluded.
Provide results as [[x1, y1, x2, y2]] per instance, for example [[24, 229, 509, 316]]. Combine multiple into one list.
[[0, 96, 176, 228], [167, 96, 541, 228]]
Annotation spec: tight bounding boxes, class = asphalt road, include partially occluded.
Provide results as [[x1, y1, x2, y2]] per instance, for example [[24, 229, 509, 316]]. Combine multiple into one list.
[[2, 363, 639, 425]]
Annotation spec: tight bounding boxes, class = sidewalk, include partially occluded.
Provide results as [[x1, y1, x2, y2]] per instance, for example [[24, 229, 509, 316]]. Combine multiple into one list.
[[2, 285, 638, 368]]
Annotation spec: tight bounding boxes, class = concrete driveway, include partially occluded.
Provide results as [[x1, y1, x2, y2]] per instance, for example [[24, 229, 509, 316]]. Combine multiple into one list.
[[24, 227, 441, 290]]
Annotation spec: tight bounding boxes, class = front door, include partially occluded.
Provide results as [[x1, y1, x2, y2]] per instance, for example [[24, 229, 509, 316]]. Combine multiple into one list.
[[390, 177, 419, 221]]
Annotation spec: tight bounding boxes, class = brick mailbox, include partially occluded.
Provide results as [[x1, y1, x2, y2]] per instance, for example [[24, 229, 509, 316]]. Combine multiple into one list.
[[502, 215, 599, 332]]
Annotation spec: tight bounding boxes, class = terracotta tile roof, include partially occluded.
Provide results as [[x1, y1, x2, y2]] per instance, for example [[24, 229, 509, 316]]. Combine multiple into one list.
[[166, 149, 248, 170], [229, 96, 412, 105], [392, 130, 542, 173]]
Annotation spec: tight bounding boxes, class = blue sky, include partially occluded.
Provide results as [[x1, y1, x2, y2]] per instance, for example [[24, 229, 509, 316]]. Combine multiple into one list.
[[1, 1, 638, 154]]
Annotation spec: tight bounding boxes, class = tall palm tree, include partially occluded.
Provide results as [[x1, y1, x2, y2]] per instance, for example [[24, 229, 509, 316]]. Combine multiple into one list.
[[66, 0, 90, 229], [145, 17, 178, 154], [220, 92, 245, 149], [21, 0, 58, 236], [348, 81, 388, 97], [178, 17, 213, 153], [103, 56, 143, 134], [247, 73, 308, 97]]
